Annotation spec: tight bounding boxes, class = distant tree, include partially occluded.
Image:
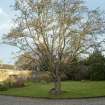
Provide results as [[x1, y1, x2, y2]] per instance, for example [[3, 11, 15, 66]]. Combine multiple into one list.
[[64, 57, 89, 80], [15, 52, 36, 70], [15, 51, 49, 71], [86, 51, 105, 80], [3, 0, 105, 94]]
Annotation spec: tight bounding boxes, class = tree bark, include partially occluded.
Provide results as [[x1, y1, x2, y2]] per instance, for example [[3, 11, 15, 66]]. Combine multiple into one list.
[[49, 64, 62, 95], [54, 69, 62, 95]]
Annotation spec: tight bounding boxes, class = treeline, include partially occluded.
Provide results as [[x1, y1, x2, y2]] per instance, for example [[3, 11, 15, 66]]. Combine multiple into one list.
[[64, 51, 105, 81], [15, 51, 105, 81]]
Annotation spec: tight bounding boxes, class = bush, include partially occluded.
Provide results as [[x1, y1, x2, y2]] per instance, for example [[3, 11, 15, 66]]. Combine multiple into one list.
[[86, 51, 105, 80], [6, 75, 25, 88], [14, 77, 25, 87], [65, 51, 105, 81], [0, 83, 8, 91], [65, 63, 89, 81], [89, 63, 105, 80]]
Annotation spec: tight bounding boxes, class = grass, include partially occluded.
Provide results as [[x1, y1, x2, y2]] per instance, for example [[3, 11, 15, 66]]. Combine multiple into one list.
[[0, 81, 105, 99]]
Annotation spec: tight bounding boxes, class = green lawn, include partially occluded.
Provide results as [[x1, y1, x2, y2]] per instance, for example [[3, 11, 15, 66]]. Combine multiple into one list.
[[0, 81, 105, 99]]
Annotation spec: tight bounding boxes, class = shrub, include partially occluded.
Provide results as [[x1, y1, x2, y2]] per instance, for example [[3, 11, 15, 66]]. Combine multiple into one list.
[[6, 75, 25, 88], [14, 77, 25, 87], [64, 62, 89, 81], [65, 51, 105, 81], [89, 63, 105, 80], [86, 51, 105, 80], [0, 83, 8, 91]]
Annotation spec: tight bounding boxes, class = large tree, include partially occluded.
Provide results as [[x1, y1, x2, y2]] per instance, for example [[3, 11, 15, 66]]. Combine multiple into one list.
[[3, 0, 105, 94]]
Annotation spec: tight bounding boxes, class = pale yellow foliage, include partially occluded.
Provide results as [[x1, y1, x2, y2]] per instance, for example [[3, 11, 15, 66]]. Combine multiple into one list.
[[0, 69, 32, 82]]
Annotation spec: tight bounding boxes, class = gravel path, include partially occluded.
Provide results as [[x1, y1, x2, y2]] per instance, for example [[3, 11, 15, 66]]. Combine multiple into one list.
[[0, 95, 105, 105]]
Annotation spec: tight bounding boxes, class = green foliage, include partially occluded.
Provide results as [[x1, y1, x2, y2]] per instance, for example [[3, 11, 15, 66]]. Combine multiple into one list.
[[86, 51, 105, 65], [86, 51, 105, 80], [64, 51, 105, 81], [1, 81, 105, 98], [64, 61, 89, 80], [0, 82, 8, 91]]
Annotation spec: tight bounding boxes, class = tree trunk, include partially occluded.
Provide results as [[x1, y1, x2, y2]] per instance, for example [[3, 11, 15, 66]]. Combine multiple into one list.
[[54, 70, 62, 95], [49, 66, 62, 95], [49, 54, 62, 95]]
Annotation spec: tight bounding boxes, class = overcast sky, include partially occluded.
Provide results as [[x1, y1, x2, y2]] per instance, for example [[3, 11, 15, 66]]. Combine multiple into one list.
[[0, 0, 105, 64]]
